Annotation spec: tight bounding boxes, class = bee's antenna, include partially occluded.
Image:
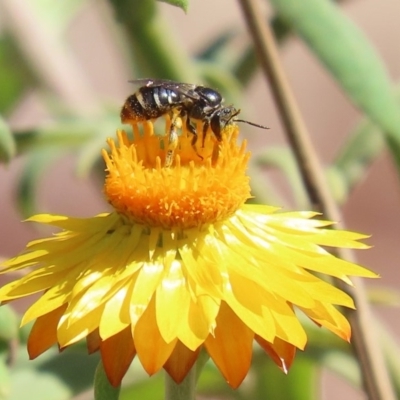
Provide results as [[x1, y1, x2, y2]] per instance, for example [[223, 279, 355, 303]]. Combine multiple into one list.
[[235, 119, 269, 130]]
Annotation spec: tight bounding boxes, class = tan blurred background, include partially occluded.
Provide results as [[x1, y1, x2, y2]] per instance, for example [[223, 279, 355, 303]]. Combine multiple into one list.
[[1, 0, 400, 399]]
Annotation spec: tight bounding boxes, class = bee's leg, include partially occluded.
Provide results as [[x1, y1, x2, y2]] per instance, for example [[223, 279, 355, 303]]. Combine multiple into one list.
[[201, 120, 210, 148], [185, 116, 197, 145], [186, 118, 203, 160], [165, 112, 181, 167]]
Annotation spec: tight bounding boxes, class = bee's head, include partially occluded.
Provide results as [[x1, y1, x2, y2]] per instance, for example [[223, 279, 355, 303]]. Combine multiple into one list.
[[210, 106, 241, 137], [210, 106, 269, 140]]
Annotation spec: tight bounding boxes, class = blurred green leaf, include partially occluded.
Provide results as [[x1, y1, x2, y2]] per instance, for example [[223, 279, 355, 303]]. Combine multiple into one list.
[[0, 116, 16, 163], [196, 359, 246, 400], [324, 167, 349, 205], [75, 113, 121, 178], [18, 322, 33, 344], [31, 0, 84, 37], [197, 29, 237, 62], [301, 319, 362, 389], [33, 348, 98, 395], [252, 116, 384, 207], [108, 0, 196, 81], [8, 346, 99, 400], [332, 117, 385, 198], [0, 358, 11, 400], [76, 136, 107, 180], [247, 161, 285, 207], [10, 370, 71, 400], [158, 0, 188, 12], [319, 351, 361, 388], [253, 352, 319, 400], [12, 115, 118, 215], [336, 125, 385, 173], [0, 35, 35, 114], [0, 306, 19, 342], [234, 15, 292, 85], [254, 146, 309, 207], [233, 1, 348, 85], [16, 150, 61, 217], [14, 121, 98, 156], [270, 0, 400, 171]]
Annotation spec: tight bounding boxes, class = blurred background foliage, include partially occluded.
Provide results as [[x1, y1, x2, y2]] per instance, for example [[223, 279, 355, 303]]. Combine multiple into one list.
[[1, 0, 400, 399]]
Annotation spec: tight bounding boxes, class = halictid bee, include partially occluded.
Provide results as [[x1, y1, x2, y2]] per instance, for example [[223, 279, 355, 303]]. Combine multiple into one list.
[[121, 78, 268, 166]]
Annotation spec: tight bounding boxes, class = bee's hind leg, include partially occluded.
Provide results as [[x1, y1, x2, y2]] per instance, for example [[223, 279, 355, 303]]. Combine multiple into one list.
[[165, 112, 181, 167], [186, 118, 203, 161]]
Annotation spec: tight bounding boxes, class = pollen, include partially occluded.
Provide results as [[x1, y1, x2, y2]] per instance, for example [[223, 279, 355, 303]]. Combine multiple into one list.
[[102, 120, 251, 229]]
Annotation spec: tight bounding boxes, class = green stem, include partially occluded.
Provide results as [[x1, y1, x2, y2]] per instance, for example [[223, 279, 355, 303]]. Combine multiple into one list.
[[108, 0, 196, 82], [94, 361, 120, 400], [165, 367, 196, 400]]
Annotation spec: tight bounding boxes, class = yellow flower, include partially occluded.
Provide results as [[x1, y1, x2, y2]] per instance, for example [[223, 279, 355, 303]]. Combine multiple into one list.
[[0, 120, 377, 388]]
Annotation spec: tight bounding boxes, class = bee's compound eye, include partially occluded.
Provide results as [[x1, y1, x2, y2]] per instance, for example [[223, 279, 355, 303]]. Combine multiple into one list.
[[219, 107, 237, 123], [222, 108, 233, 117]]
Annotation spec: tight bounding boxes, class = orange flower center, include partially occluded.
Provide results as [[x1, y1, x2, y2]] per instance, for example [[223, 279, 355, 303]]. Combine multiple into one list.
[[102, 119, 251, 229]]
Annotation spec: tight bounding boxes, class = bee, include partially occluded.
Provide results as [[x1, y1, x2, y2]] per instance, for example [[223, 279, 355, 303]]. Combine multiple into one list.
[[121, 78, 268, 166]]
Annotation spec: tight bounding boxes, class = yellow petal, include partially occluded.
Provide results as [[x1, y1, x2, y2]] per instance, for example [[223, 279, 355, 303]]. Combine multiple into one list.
[[299, 302, 351, 341], [178, 237, 223, 298], [130, 262, 164, 325], [204, 302, 253, 389], [58, 305, 104, 347], [255, 335, 296, 373], [86, 329, 101, 354], [99, 280, 134, 340], [27, 305, 66, 359], [223, 271, 276, 343], [156, 260, 190, 343], [134, 296, 176, 375], [163, 341, 200, 383], [269, 303, 307, 349], [178, 295, 220, 350], [100, 326, 136, 387]]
